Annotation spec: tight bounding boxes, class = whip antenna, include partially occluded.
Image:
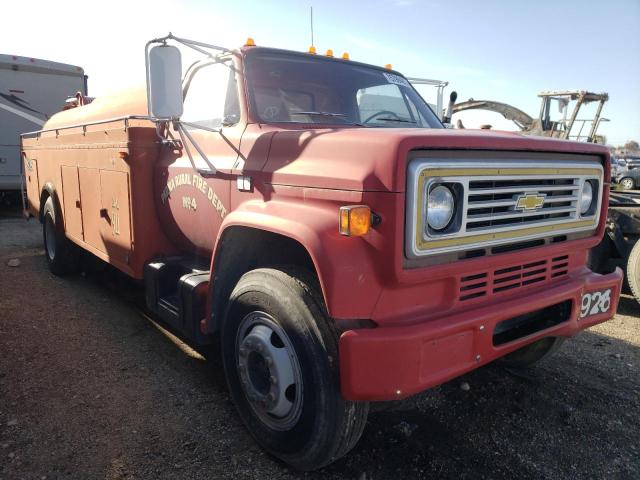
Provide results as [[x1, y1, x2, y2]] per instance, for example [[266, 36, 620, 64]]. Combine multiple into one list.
[[310, 6, 314, 46]]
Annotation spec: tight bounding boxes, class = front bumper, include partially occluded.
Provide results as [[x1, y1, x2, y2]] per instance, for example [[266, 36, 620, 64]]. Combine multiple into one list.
[[339, 268, 622, 401]]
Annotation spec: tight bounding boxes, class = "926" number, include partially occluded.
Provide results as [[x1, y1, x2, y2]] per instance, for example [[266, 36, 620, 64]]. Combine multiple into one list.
[[580, 289, 612, 318]]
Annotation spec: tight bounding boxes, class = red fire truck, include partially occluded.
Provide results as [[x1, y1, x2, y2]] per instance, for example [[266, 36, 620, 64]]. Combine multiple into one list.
[[21, 34, 622, 470]]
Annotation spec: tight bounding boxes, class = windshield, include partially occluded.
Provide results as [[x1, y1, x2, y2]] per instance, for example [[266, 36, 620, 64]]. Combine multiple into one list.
[[245, 50, 442, 128]]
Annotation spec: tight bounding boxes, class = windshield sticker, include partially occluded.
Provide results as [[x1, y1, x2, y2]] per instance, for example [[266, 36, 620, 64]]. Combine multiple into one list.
[[383, 72, 410, 87]]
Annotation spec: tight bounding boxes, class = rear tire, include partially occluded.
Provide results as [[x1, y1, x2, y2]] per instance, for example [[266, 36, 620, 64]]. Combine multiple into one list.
[[42, 196, 80, 276], [221, 267, 369, 471], [620, 177, 634, 190], [625, 240, 640, 305], [499, 337, 565, 368]]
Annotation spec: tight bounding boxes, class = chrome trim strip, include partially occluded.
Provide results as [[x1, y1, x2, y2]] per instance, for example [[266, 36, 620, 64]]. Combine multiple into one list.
[[406, 159, 604, 258], [21, 115, 155, 138]]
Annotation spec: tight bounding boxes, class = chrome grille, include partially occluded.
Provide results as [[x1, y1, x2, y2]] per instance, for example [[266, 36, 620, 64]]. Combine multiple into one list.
[[466, 177, 580, 232]]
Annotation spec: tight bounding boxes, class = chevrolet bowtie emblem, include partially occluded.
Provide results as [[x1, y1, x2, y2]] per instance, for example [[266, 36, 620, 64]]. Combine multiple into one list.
[[515, 193, 546, 211]]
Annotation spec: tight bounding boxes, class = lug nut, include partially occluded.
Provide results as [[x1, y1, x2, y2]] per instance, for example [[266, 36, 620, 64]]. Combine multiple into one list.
[[256, 344, 264, 353], [268, 393, 276, 402], [265, 356, 273, 366], [270, 375, 277, 385]]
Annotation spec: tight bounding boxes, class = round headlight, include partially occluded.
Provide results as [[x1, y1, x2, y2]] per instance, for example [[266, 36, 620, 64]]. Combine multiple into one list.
[[427, 185, 455, 231], [580, 181, 594, 215]]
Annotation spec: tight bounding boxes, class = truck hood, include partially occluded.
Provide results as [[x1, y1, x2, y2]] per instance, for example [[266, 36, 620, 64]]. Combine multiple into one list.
[[263, 127, 610, 192]]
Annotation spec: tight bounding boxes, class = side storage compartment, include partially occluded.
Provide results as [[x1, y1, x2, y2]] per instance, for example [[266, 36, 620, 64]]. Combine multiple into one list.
[[77, 167, 133, 267], [99, 170, 132, 265], [24, 156, 39, 214], [23, 120, 177, 279], [78, 167, 105, 253], [60, 165, 84, 242]]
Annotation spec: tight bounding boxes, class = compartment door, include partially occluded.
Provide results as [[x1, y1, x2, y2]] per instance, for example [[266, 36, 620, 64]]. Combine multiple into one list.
[[78, 167, 105, 252], [99, 170, 132, 265], [24, 157, 39, 210], [60, 165, 83, 242]]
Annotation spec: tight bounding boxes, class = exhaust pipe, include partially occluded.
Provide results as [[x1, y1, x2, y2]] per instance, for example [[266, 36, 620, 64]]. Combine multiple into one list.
[[442, 91, 457, 125]]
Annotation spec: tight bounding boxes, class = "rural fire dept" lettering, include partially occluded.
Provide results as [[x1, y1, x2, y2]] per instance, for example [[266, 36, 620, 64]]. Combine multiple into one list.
[[161, 172, 227, 218]]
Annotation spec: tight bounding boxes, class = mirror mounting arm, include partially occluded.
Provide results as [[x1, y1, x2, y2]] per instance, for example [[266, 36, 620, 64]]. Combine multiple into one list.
[[176, 123, 217, 175], [148, 32, 230, 59]]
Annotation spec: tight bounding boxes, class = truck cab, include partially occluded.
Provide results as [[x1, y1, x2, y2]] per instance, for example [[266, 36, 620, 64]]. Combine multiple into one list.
[[21, 36, 622, 471]]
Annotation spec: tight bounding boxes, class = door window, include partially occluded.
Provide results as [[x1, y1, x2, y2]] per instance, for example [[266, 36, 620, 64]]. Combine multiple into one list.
[[182, 61, 240, 129]]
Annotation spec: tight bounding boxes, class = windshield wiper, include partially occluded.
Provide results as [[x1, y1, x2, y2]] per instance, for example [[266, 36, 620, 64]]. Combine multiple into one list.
[[291, 111, 347, 118], [289, 111, 363, 126], [376, 117, 417, 123]]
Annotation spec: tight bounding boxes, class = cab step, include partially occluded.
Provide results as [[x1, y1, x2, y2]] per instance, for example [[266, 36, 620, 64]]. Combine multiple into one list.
[[144, 257, 211, 345]]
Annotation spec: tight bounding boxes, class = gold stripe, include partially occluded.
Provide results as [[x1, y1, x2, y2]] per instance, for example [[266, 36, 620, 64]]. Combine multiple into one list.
[[415, 166, 601, 251], [416, 220, 595, 249], [419, 168, 602, 178]]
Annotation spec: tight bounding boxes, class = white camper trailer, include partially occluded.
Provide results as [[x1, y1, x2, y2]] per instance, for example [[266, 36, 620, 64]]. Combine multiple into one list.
[[0, 54, 86, 193]]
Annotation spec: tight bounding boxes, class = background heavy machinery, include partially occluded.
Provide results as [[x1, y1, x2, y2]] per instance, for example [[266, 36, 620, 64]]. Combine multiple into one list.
[[451, 90, 609, 144]]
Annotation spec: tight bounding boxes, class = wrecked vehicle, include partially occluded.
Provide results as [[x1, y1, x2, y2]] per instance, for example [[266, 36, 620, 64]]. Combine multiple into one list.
[[451, 90, 609, 144]]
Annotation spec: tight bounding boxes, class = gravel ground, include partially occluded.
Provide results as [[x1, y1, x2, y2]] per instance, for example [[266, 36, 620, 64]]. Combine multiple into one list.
[[0, 211, 638, 480]]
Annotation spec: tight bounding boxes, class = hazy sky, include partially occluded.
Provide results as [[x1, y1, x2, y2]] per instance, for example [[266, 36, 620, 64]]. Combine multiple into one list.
[[3, 0, 638, 144]]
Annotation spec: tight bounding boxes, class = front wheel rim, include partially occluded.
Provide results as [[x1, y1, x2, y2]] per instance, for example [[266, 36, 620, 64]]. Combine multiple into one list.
[[235, 311, 304, 431], [622, 178, 634, 189], [44, 215, 56, 261]]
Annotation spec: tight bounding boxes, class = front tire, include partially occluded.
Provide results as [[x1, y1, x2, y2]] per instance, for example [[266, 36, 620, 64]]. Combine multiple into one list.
[[221, 267, 369, 471], [620, 177, 634, 190], [42, 196, 79, 275], [625, 240, 640, 305]]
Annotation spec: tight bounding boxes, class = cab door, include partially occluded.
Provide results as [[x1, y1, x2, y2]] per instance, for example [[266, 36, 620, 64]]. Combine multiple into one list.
[[155, 58, 243, 253]]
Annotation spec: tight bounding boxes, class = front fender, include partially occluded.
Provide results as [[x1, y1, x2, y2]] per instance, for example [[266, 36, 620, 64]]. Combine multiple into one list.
[[212, 198, 384, 320]]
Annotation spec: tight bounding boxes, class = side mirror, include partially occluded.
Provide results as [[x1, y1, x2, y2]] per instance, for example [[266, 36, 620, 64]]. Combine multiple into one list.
[[147, 45, 183, 120]]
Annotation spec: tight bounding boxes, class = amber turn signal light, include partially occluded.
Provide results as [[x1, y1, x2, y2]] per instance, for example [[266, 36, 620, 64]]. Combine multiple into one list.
[[339, 205, 372, 236]]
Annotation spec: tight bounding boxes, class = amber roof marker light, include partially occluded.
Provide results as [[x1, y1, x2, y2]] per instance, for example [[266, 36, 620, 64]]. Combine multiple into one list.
[[244, 37, 256, 47]]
